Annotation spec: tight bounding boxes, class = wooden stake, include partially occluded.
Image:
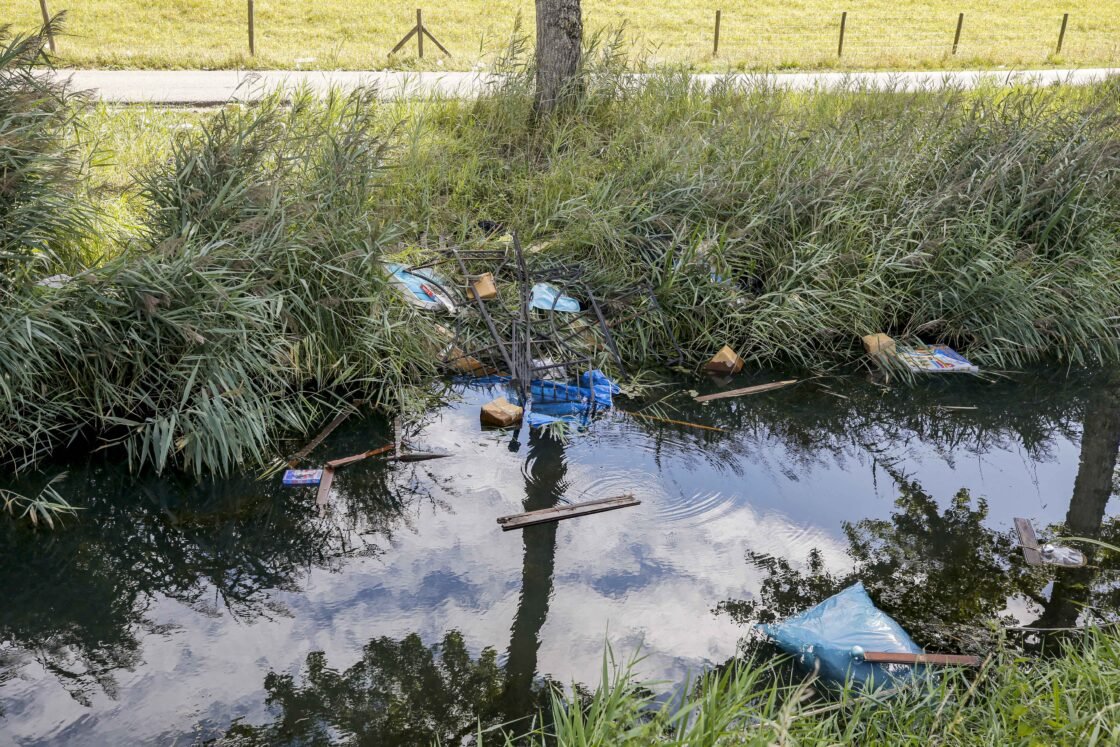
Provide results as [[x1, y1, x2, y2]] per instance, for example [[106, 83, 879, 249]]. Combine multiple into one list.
[[38, 0, 56, 52], [713, 10, 722, 57], [315, 467, 336, 508], [952, 12, 964, 55], [1056, 13, 1069, 55], [837, 11, 847, 58], [389, 9, 452, 58], [417, 8, 424, 58], [325, 444, 394, 469], [248, 0, 256, 55]]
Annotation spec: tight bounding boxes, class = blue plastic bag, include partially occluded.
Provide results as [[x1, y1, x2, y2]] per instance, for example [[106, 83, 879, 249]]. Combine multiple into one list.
[[759, 582, 924, 690]]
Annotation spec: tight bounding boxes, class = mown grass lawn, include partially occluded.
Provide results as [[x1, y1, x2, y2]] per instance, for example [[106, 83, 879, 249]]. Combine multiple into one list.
[[9, 0, 1120, 71]]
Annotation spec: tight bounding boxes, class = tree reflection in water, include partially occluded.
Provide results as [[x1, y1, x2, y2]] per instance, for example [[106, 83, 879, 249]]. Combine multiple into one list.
[[717, 376, 1120, 657], [223, 428, 573, 745]]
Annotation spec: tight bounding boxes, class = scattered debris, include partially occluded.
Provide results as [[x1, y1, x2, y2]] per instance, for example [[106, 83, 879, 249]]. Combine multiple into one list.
[[382, 452, 453, 463], [529, 282, 580, 312], [481, 397, 524, 427], [761, 582, 978, 690], [315, 467, 335, 507], [863, 333, 978, 373], [497, 494, 640, 531], [1014, 517, 1086, 568], [384, 262, 458, 314], [282, 469, 323, 486], [705, 345, 744, 375], [624, 411, 727, 433], [468, 272, 498, 300], [861, 333, 896, 358], [896, 344, 978, 373], [325, 444, 395, 469], [289, 405, 361, 465], [694, 379, 798, 403]]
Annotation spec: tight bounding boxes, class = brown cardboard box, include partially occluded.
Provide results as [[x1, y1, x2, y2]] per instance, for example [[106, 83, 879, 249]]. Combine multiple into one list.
[[444, 346, 489, 376], [861, 333, 896, 358], [480, 397, 523, 427], [469, 273, 498, 300], [705, 345, 745, 374]]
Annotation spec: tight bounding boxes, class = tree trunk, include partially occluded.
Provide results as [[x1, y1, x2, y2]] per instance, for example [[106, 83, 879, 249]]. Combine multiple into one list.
[[534, 0, 583, 114]]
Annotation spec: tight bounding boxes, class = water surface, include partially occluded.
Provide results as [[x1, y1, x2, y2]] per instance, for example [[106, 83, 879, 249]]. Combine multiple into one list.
[[1, 370, 1118, 744]]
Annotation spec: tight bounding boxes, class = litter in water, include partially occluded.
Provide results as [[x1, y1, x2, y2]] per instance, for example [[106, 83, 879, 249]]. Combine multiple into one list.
[[705, 345, 745, 374], [1014, 517, 1087, 568], [282, 469, 324, 486], [760, 582, 977, 690], [497, 494, 640, 531], [694, 379, 798, 403]]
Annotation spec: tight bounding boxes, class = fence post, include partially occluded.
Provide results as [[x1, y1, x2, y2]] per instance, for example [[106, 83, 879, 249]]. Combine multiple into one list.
[[1056, 13, 1069, 55], [417, 8, 424, 58], [38, 0, 56, 52], [952, 12, 964, 55], [713, 10, 721, 56], [248, 0, 256, 55], [838, 11, 847, 58]]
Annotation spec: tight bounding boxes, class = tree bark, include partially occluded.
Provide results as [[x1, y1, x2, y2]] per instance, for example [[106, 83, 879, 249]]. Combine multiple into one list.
[[534, 0, 583, 114]]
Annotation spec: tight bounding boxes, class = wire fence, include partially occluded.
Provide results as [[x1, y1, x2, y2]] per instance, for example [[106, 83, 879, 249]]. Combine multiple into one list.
[[18, 1, 1120, 70]]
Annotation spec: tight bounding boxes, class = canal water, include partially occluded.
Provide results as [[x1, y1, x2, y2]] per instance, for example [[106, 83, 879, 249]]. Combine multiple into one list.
[[1, 370, 1118, 745]]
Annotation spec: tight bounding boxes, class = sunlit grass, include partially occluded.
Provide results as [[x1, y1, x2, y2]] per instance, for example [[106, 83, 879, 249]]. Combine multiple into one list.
[[6, 0, 1120, 72]]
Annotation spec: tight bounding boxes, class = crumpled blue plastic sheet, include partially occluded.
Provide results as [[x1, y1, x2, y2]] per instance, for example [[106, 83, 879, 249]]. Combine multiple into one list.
[[454, 370, 618, 428], [759, 582, 925, 690]]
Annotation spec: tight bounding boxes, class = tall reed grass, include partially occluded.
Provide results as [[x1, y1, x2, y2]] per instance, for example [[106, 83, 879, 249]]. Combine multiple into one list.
[[5, 24, 1120, 478]]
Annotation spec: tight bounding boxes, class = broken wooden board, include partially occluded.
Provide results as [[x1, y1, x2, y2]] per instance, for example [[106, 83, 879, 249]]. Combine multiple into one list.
[[289, 404, 362, 465], [326, 444, 394, 469], [1014, 517, 1044, 566], [863, 652, 981, 667], [694, 380, 798, 403], [315, 467, 336, 508], [624, 411, 726, 433], [497, 495, 640, 531]]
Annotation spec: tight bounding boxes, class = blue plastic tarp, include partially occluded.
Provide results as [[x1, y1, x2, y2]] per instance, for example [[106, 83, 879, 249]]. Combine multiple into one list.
[[759, 582, 924, 690]]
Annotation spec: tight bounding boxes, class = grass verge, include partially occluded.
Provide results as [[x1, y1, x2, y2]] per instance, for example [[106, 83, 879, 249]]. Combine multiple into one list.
[[5, 1, 1120, 72]]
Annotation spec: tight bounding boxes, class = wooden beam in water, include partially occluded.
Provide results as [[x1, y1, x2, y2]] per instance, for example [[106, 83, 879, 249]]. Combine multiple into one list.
[[625, 411, 726, 433], [694, 380, 798, 403], [326, 444, 394, 469], [497, 495, 640, 531], [382, 451, 452, 463], [315, 467, 335, 508], [1014, 517, 1044, 566], [863, 652, 981, 667], [289, 403, 362, 465]]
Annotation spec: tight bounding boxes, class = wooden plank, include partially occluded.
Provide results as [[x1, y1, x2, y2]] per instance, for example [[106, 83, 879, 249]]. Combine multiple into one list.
[[1014, 517, 1044, 566], [326, 444, 394, 469], [497, 495, 640, 531], [315, 467, 335, 508], [289, 404, 360, 465], [864, 652, 981, 667], [694, 380, 798, 403]]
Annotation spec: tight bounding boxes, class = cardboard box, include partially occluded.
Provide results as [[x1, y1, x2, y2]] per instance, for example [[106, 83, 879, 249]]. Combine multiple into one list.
[[480, 397, 523, 427], [861, 333, 896, 357], [469, 273, 498, 300], [705, 345, 744, 374], [444, 345, 490, 376]]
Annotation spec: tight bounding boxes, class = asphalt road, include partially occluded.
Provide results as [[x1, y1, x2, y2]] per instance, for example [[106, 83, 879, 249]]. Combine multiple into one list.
[[54, 67, 1119, 105]]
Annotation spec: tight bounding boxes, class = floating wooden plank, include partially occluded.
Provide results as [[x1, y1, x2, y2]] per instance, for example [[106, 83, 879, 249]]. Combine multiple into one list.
[[625, 411, 726, 433], [694, 380, 798, 403], [326, 444, 394, 469], [497, 495, 640, 531], [289, 403, 362, 465], [863, 652, 981, 667], [315, 467, 336, 508], [1014, 517, 1044, 566]]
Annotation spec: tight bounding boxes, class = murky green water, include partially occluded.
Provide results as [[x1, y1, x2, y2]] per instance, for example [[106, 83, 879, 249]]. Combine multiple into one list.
[[1, 370, 1118, 745]]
